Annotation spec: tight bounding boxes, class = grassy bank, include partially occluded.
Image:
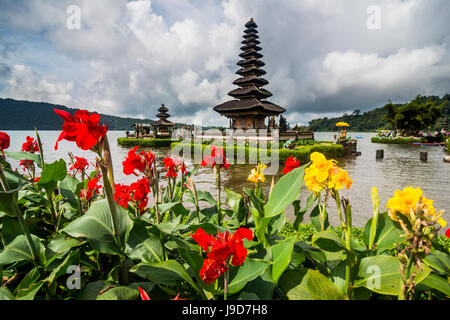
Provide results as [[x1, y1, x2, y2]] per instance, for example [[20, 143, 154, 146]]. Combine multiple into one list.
[[117, 138, 179, 147], [371, 137, 420, 144], [171, 141, 344, 164]]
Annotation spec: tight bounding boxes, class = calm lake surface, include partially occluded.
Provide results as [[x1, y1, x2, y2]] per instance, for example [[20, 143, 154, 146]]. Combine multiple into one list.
[[4, 130, 450, 228]]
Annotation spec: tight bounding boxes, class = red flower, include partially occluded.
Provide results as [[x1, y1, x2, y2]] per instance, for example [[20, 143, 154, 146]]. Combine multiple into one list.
[[19, 159, 34, 171], [140, 149, 156, 173], [123, 146, 145, 176], [163, 157, 185, 178], [282, 156, 300, 174], [70, 156, 89, 171], [138, 287, 150, 300], [446, 229, 450, 238], [172, 293, 186, 300], [21, 136, 39, 153], [33, 177, 41, 183], [79, 176, 101, 201], [54, 109, 108, 151], [0, 131, 10, 155], [190, 228, 253, 284], [114, 177, 150, 214], [201, 146, 230, 170]]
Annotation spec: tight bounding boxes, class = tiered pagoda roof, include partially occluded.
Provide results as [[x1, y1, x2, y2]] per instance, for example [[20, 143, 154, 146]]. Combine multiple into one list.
[[213, 18, 285, 116], [153, 104, 174, 127]]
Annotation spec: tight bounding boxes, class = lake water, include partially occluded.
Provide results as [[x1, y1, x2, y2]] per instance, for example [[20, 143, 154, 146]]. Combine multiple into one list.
[[3, 130, 450, 228]]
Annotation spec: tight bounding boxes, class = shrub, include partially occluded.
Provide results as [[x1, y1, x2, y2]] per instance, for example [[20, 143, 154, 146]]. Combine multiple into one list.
[[117, 138, 178, 147]]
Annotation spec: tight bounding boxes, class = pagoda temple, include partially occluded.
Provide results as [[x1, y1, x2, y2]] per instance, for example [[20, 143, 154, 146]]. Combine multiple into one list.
[[213, 18, 286, 130], [152, 104, 175, 138]]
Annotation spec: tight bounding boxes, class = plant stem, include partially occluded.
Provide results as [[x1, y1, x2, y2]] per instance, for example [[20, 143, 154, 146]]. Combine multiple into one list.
[[344, 200, 353, 300], [224, 269, 229, 301], [399, 257, 414, 300], [46, 190, 58, 223], [215, 167, 222, 226]]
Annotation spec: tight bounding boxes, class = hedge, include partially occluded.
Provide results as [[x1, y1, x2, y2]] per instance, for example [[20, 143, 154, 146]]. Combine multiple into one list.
[[170, 142, 344, 164], [371, 137, 420, 144], [117, 138, 179, 147]]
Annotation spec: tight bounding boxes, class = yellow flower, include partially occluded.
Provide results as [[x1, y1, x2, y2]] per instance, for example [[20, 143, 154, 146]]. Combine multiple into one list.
[[304, 152, 351, 192], [248, 163, 266, 184], [386, 186, 446, 227]]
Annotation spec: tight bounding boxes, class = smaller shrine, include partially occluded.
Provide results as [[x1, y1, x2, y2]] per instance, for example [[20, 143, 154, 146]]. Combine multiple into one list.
[[152, 104, 175, 138]]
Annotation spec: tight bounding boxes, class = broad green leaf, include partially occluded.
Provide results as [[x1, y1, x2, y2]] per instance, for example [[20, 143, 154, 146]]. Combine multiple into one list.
[[15, 281, 44, 300], [59, 174, 83, 210], [44, 250, 80, 284], [196, 190, 217, 205], [178, 247, 215, 292], [225, 188, 246, 223], [130, 260, 198, 292], [419, 274, 450, 296], [227, 259, 270, 295], [279, 268, 344, 300], [46, 237, 83, 261], [62, 199, 133, 255], [363, 212, 404, 250], [37, 159, 67, 193], [96, 286, 139, 300], [0, 234, 45, 266], [14, 267, 40, 295], [293, 193, 316, 229], [3, 169, 29, 190], [271, 237, 295, 284], [423, 250, 450, 276], [0, 185, 21, 217], [5, 151, 42, 168], [312, 230, 346, 252], [0, 287, 15, 300], [264, 165, 306, 218], [237, 268, 274, 300], [310, 204, 330, 232], [125, 221, 164, 263]]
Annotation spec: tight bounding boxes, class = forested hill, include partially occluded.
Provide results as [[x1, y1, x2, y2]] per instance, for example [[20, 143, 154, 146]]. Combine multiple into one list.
[[0, 98, 154, 130], [308, 94, 450, 132]]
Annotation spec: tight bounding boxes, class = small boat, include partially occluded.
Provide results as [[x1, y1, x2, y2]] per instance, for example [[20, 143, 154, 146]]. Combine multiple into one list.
[[355, 136, 363, 139], [413, 142, 446, 147]]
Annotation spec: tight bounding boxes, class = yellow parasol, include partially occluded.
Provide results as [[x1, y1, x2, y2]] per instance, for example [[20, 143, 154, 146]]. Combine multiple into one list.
[[336, 122, 350, 127]]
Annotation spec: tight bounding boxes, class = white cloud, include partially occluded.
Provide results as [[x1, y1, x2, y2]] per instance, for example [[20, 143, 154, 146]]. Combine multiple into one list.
[[5, 65, 73, 105]]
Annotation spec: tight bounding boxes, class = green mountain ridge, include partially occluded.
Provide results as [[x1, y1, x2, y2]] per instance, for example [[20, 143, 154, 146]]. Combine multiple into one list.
[[308, 94, 450, 132], [0, 98, 155, 130]]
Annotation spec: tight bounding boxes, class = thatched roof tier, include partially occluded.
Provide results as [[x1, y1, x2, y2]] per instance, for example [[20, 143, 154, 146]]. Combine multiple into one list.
[[243, 33, 259, 40], [244, 28, 258, 34], [152, 119, 175, 127], [228, 85, 272, 99], [239, 50, 263, 59], [236, 66, 266, 76], [156, 112, 170, 118], [158, 105, 168, 112], [237, 58, 265, 67], [245, 18, 257, 28], [241, 38, 260, 45], [214, 99, 285, 115], [240, 44, 262, 51], [232, 75, 269, 87]]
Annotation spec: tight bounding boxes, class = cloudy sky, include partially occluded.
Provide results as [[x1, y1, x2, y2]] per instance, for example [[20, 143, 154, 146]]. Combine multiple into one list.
[[1, 0, 449, 126]]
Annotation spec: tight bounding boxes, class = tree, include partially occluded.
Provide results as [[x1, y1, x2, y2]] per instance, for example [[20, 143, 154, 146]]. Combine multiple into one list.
[[383, 96, 443, 135]]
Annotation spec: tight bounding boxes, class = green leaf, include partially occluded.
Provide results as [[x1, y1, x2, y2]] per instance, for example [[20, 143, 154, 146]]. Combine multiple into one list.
[[271, 237, 295, 284], [62, 199, 133, 255], [0, 185, 21, 217], [125, 220, 164, 263], [293, 193, 316, 229], [37, 159, 67, 193], [419, 274, 450, 296], [312, 231, 346, 252], [279, 268, 344, 300], [0, 234, 45, 266], [196, 190, 217, 205], [59, 174, 83, 210], [5, 151, 42, 168], [310, 204, 329, 232], [363, 212, 404, 250], [227, 259, 270, 295], [0, 287, 15, 300], [96, 286, 139, 300], [354, 255, 401, 295], [225, 188, 246, 223], [264, 165, 306, 218], [15, 281, 44, 300], [130, 260, 198, 292], [423, 250, 450, 276]]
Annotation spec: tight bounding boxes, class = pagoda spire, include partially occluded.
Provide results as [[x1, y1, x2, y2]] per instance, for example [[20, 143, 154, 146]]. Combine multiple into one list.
[[213, 18, 285, 130]]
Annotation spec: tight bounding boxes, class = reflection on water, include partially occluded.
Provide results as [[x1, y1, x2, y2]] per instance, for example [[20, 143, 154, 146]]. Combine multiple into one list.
[[4, 131, 450, 228]]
